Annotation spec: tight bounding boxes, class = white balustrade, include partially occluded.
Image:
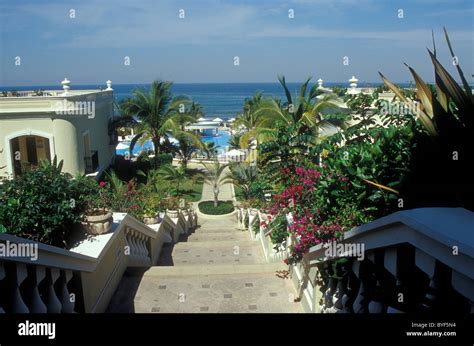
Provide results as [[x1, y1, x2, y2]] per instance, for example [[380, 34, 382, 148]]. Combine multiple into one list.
[[0, 209, 192, 313]]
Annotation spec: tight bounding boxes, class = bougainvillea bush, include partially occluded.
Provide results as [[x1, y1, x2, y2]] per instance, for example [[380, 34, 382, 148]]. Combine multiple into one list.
[[264, 123, 414, 264]]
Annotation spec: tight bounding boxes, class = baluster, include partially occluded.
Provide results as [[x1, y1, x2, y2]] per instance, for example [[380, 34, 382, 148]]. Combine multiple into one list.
[[342, 270, 358, 313], [332, 278, 346, 312], [23, 266, 47, 313], [352, 260, 371, 313], [415, 249, 438, 311], [129, 231, 137, 257], [368, 250, 388, 313], [368, 280, 385, 313], [135, 234, 144, 257], [0, 263, 5, 313], [451, 270, 474, 314], [55, 270, 75, 313], [7, 262, 29, 313], [38, 268, 62, 313], [383, 247, 403, 313]]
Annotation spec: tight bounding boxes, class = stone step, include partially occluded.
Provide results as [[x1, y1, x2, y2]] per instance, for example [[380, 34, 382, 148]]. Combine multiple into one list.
[[193, 225, 242, 233], [157, 242, 266, 266], [184, 231, 250, 242], [107, 267, 302, 313], [173, 239, 258, 249], [147, 262, 287, 276]]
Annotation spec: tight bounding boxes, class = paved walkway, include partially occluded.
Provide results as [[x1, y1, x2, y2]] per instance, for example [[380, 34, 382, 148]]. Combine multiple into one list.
[[107, 170, 303, 313], [200, 168, 234, 202]]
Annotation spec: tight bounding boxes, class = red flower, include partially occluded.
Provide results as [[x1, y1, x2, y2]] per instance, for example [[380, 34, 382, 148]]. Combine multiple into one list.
[[131, 204, 139, 210], [99, 181, 107, 188]]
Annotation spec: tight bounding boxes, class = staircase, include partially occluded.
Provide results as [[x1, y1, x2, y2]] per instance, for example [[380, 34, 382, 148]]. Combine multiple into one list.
[[107, 212, 303, 313]]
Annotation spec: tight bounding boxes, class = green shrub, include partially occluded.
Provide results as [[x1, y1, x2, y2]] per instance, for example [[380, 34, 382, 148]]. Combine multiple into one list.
[[151, 153, 173, 167], [0, 160, 85, 247], [198, 201, 234, 215]]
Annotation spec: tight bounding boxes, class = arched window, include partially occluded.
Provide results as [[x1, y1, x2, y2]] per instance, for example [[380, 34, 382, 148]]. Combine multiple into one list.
[[9, 135, 51, 176]]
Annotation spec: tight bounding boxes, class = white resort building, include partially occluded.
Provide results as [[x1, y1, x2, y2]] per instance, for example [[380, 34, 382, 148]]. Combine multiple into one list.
[[0, 79, 115, 178]]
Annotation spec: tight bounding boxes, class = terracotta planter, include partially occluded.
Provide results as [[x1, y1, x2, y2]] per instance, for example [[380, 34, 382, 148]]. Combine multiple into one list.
[[166, 209, 179, 218], [142, 215, 158, 225], [81, 209, 113, 235]]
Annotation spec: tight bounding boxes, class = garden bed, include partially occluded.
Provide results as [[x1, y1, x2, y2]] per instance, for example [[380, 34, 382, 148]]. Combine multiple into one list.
[[198, 201, 235, 215]]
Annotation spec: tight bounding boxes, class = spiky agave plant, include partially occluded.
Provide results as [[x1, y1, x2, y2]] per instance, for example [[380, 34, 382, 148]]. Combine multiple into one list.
[[378, 28, 474, 209]]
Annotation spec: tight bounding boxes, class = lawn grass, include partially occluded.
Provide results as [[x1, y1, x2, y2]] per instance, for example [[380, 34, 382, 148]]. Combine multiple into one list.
[[198, 201, 235, 215], [234, 185, 245, 201], [172, 167, 204, 202], [178, 179, 203, 202]]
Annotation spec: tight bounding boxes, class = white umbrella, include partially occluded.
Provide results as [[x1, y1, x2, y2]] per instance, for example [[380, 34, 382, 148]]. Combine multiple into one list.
[[116, 142, 130, 150], [212, 117, 223, 122], [228, 118, 236, 122], [225, 149, 245, 156], [198, 117, 207, 121]]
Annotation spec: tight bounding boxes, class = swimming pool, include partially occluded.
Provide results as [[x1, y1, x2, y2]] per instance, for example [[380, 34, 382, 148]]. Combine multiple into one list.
[[115, 130, 231, 156], [201, 130, 231, 153], [115, 141, 154, 156]]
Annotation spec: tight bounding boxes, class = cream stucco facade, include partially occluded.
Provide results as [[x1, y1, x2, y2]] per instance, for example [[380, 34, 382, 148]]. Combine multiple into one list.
[[0, 89, 114, 178]]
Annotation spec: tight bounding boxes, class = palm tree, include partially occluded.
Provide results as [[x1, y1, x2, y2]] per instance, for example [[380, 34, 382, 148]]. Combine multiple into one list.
[[116, 80, 192, 167], [202, 160, 230, 207], [233, 92, 273, 148], [255, 76, 347, 143], [203, 141, 220, 159], [226, 162, 257, 200], [174, 101, 205, 168], [158, 165, 187, 197]]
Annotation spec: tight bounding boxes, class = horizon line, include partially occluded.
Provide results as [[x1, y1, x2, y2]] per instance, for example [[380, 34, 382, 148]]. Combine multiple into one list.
[[1, 80, 430, 88]]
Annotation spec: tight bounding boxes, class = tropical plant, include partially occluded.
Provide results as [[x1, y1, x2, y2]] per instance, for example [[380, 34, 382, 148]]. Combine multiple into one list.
[[115, 80, 192, 167], [226, 162, 257, 199], [202, 141, 220, 159], [331, 86, 347, 97], [202, 160, 230, 207], [174, 101, 205, 167], [378, 28, 474, 209], [258, 122, 317, 176], [255, 76, 347, 143], [234, 92, 271, 148], [157, 165, 188, 197], [0, 158, 84, 247], [227, 133, 242, 150]]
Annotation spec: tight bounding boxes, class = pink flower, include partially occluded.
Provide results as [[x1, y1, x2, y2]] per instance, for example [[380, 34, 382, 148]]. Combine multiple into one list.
[[99, 181, 106, 188], [131, 205, 139, 210]]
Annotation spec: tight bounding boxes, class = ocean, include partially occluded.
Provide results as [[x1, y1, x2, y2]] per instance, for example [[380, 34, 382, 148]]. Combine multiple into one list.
[[1, 82, 406, 120]]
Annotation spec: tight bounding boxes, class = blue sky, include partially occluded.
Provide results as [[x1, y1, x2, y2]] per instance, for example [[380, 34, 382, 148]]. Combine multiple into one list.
[[0, 0, 472, 86]]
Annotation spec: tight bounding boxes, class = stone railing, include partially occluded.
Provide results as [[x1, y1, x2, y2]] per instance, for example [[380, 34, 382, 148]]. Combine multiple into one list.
[[237, 208, 286, 263], [287, 208, 474, 313], [0, 209, 196, 313]]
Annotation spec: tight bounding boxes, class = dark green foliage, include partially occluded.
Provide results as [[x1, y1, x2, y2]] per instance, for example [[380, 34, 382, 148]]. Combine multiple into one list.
[[0, 160, 89, 247], [198, 201, 235, 215]]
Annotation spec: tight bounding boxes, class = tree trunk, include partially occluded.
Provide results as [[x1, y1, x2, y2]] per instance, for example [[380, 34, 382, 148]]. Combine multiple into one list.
[[213, 185, 219, 207], [152, 137, 160, 169]]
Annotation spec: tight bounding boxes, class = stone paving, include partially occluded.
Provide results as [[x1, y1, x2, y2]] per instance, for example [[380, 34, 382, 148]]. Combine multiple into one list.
[[107, 179, 303, 313]]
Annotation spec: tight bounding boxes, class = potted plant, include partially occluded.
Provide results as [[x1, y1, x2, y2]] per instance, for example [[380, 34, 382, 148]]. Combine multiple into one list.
[[161, 196, 180, 218], [79, 180, 114, 235], [140, 195, 160, 225]]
